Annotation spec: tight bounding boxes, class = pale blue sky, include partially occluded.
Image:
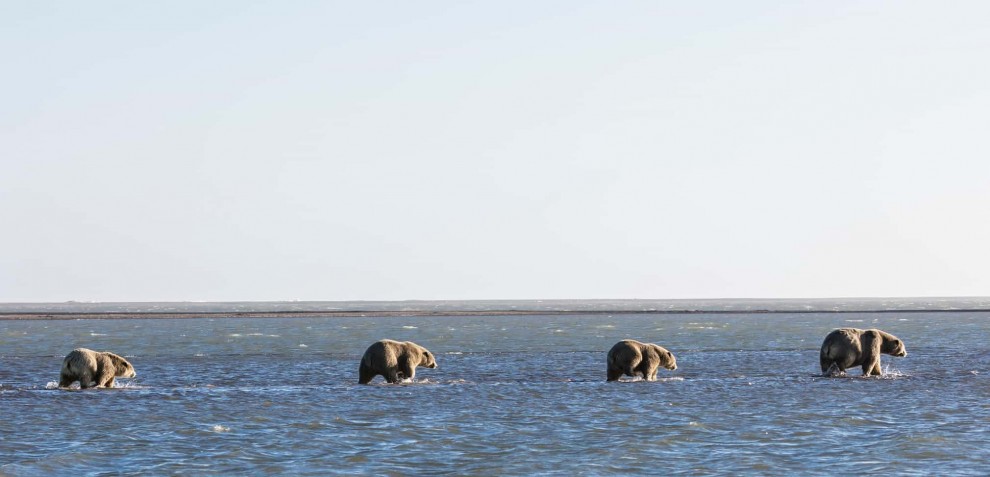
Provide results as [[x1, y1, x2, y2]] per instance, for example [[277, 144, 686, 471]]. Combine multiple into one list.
[[2, 2, 989, 302]]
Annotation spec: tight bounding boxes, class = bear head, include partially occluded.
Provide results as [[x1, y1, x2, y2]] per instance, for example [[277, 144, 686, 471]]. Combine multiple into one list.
[[659, 347, 677, 371], [418, 347, 437, 369], [879, 334, 907, 357], [107, 353, 137, 378]]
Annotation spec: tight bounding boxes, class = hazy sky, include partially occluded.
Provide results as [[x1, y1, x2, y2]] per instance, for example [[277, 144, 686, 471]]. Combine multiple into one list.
[[3, 2, 989, 302]]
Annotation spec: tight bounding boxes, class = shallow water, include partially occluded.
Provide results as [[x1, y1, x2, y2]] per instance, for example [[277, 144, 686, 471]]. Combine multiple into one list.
[[2, 312, 989, 475]]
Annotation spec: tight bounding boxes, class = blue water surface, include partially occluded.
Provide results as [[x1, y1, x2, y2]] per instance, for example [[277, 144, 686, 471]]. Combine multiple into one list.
[[2, 312, 989, 475]]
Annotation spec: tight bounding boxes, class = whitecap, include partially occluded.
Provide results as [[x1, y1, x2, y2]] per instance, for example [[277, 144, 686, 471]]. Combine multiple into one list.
[[210, 425, 231, 433], [89, 333, 107, 336], [298, 344, 308, 348], [402, 326, 418, 329]]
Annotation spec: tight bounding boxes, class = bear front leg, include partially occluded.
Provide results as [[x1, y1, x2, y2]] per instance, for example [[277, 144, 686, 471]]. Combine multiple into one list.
[[95, 356, 116, 388], [870, 361, 883, 376], [648, 367, 659, 381], [383, 369, 401, 384], [399, 359, 416, 382], [635, 361, 656, 381], [59, 373, 74, 388], [863, 359, 882, 376]]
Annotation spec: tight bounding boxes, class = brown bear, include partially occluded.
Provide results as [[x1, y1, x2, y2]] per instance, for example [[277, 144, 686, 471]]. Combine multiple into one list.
[[607, 339, 677, 381], [358, 339, 437, 384], [820, 328, 907, 376], [59, 348, 137, 389]]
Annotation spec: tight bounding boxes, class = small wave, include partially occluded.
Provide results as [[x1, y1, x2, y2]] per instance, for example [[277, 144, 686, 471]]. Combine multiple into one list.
[[210, 425, 231, 433], [402, 325, 418, 329], [845, 319, 864, 323], [89, 333, 107, 336], [877, 365, 908, 378], [613, 376, 683, 383], [298, 344, 308, 348], [43, 381, 147, 390], [445, 351, 463, 355]]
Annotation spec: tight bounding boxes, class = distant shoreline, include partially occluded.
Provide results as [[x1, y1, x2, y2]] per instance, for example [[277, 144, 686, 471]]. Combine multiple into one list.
[[3, 308, 990, 320]]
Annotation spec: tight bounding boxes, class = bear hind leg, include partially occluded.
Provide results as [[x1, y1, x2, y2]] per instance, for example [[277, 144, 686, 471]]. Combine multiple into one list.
[[822, 361, 844, 377], [606, 367, 622, 381], [358, 364, 376, 384]]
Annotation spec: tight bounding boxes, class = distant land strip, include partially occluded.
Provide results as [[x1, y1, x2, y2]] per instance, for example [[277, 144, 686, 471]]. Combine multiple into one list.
[[3, 308, 990, 320]]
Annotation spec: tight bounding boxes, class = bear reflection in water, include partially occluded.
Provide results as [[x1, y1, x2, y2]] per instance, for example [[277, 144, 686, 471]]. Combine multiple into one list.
[[820, 328, 907, 377], [358, 339, 438, 384]]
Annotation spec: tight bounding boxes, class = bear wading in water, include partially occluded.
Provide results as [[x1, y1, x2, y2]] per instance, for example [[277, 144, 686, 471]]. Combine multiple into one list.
[[59, 348, 136, 389], [820, 328, 907, 376], [607, 339, 677, 382], [359, 339, 437, 384]]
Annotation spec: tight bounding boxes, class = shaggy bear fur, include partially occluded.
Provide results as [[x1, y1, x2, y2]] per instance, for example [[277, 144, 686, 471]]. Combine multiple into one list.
[[359, 339, 437, 384], [820, 328, 907, 376], [607, 339, 677, 381], [59, 348, 136, 389]]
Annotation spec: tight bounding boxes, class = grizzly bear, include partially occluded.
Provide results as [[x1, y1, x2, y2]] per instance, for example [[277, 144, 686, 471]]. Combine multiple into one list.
[[820, 328, 907, 376], [607, 339, 677, 381], [358, 339, 437, 384], [59, 348, 137, 389]]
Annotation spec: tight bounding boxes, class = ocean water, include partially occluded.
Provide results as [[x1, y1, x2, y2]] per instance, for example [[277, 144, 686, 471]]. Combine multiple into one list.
[[2, 310, 990, 475]]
